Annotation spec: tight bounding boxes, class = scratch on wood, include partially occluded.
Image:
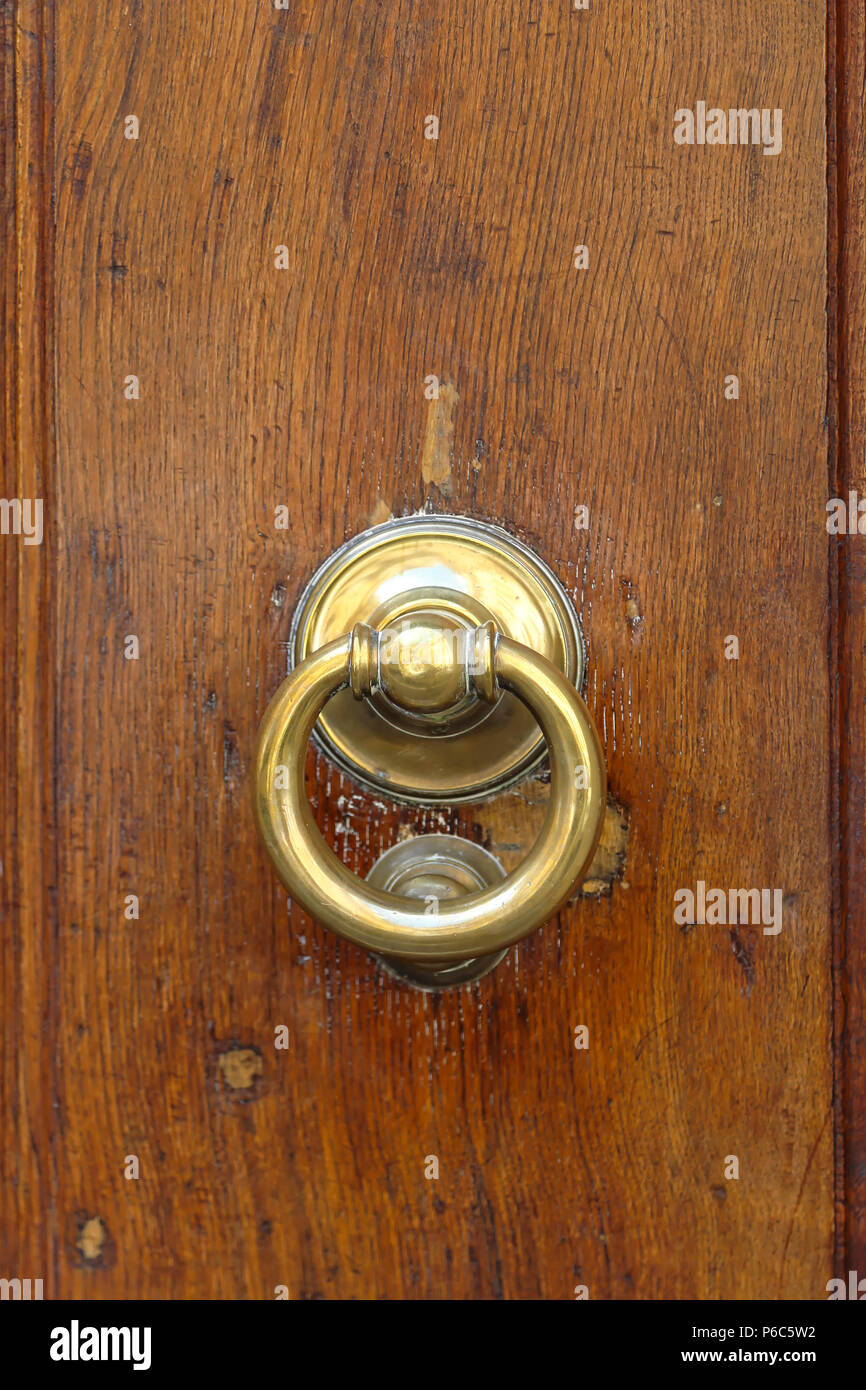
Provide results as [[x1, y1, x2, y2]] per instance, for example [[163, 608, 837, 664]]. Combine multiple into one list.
[[728, 927, 756, 995]]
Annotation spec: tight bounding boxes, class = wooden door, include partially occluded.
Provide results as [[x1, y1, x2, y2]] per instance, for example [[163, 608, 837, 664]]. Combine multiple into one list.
[[3, 0, 863, 1301]]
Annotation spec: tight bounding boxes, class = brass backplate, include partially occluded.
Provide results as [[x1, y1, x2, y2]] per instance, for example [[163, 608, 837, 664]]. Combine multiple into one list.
[[290, 514, 584, 803]]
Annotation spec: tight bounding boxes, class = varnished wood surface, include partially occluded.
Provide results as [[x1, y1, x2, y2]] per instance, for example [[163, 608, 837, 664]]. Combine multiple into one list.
[[829, 0, 866, 1277], [2, 0, 860, 1299]]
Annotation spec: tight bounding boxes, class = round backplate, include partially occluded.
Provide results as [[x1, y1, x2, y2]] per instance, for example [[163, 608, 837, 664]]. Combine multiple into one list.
[[290, 514, 584, 803]]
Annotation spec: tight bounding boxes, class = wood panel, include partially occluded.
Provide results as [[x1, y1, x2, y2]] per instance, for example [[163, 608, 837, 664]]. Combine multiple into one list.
[[829, 0, 866, 1277], [2, 0, 856, 1300], [1, 0, 57, 1298]]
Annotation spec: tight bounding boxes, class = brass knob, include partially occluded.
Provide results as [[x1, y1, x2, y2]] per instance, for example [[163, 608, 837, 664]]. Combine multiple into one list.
[[253, 612, 606, 989]]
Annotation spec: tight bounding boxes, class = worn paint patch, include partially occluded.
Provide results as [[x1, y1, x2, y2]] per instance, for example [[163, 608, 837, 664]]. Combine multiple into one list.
[[475, 778, 550, 870], [476, 781, 629, 897], [620, 578, 643, 635], [577, 798, 630, 898], [71, 1212, 112, 1268], [77, 1216, 106, 1261], [421, 382, 458, 496], [217, 1045, 264, 1093], [368, 498, 393, 527]]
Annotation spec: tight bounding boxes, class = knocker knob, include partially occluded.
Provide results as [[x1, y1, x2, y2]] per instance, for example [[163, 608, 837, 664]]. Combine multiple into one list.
[[349, 617, 499, 714]]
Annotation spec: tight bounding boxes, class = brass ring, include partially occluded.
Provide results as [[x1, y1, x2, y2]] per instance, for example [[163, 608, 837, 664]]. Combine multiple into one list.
[[253, 626, 606, 963]]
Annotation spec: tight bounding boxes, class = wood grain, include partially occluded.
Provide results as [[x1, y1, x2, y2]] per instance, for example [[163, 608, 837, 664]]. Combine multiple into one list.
[[1, 0, 854, 1299]]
